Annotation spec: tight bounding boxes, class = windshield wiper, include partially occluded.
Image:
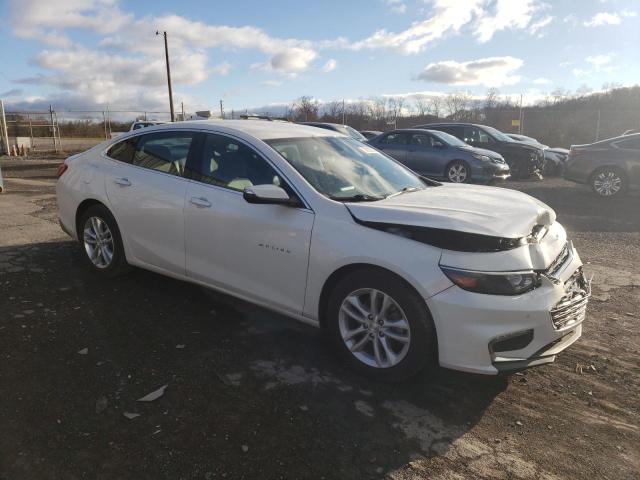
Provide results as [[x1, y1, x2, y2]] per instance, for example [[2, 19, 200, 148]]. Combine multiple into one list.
[[329, 193, 385, 202], [387, 186, 422, 198]]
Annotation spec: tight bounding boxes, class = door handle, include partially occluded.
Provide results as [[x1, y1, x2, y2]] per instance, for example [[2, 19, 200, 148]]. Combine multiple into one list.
[[114, 177, 131, 187], [189, 196, 212, 208]]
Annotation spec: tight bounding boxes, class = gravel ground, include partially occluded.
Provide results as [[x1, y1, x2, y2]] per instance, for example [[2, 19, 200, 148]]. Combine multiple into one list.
[[0, 157, 638, 480]]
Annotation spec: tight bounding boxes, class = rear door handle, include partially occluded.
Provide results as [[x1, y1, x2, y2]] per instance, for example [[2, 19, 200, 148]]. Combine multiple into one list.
[[114, 177, 131, 187], [189, 196, 212, 208]]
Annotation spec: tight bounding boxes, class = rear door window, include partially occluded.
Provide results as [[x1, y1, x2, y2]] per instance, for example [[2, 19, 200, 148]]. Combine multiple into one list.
[[106, 137, 137, 163], [132, 131, 195, 177], [409, 133, 437, 147], [381, 132, 409, 145]]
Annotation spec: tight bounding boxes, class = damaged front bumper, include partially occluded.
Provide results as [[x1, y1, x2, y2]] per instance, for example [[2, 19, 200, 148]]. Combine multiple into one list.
[[426, 241, 589, 375]]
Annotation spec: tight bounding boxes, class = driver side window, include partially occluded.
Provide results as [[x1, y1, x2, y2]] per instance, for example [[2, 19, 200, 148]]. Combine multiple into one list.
[[189, 133, 284, 192], [463, 127, 490, 145]]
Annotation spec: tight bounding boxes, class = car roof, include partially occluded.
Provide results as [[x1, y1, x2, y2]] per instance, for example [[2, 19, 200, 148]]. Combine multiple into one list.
[[150, 119, 342, 140]]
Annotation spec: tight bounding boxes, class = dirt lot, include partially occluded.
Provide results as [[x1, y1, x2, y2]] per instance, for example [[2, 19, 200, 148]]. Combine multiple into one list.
[[0, 156, 638, 480]]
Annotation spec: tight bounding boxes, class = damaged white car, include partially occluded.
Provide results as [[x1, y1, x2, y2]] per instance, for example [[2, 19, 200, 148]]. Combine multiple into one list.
[[56, 121, 590, 381]]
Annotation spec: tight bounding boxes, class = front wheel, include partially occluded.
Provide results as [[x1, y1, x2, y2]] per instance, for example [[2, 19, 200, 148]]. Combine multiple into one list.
[[591, 168, 626, 198], [446, 161, 470, 183], [326, 269, 436, 382]]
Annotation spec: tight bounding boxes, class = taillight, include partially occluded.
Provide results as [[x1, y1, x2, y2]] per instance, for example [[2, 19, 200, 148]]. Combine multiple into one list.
[[56, 163, 68, 178], [568, 149, 581, 158]]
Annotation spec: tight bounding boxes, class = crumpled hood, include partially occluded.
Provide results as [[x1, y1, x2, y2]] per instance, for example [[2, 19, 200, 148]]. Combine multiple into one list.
[[347, 184, 556, 238]]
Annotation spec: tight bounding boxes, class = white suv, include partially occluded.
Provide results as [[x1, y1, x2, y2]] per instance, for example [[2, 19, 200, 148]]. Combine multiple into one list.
[[56, 121, 589, 380]]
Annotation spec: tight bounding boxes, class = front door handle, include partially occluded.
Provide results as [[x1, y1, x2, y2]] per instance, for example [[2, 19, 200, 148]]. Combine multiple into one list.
[[114, 177, 131, 187], [189, 196, 212, 208]]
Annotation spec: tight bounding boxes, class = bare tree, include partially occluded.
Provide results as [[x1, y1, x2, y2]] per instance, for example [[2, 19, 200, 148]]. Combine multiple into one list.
[[414, 96, 429, 117], [292, 96, 320, 121], [444, 92, 471, 121], [427, 96, 443, 118]]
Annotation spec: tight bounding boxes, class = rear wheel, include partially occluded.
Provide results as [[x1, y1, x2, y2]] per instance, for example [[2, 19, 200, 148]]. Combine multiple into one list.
[[590, 167, 626, 198], [446, 161, 470, 183], [326, 269, 436, 382], [78, 204, 130, 277]]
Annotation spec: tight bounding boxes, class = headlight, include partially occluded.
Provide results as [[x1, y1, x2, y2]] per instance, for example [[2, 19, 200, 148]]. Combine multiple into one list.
[[440, 266, 539, 295], [472, 154, 491, 161]]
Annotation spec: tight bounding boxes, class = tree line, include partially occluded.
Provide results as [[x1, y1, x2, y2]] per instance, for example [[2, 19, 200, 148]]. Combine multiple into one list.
[[287, 85, 640, 147], [4, 86, 638, 149]]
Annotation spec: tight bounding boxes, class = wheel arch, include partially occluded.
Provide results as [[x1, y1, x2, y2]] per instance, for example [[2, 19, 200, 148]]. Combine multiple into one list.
[[317, 262, 440, 365], [75, 199, 110, 242], [318, 263, 433, 328], [588, 164, 628, 182]]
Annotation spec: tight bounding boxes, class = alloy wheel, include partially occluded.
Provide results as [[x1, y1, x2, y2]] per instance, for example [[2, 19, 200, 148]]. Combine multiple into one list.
[[593, 171, 622, 196], [448, 164, 468, 183], [338, 288, 411, 368], [83, 216, 114, 269]]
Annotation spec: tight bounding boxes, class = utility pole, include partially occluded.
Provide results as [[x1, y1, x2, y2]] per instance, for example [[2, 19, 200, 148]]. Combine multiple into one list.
[[518, 94, 524, 134], [157, 30, 175, 122], [342, 98, 346, 125], [219, 100, 224, 119], [181, 101, 185, 121], [595, 109, 601, 141]]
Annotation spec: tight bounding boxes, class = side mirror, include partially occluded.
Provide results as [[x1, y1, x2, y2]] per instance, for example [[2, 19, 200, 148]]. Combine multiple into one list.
[[243, 184, 297, 206]]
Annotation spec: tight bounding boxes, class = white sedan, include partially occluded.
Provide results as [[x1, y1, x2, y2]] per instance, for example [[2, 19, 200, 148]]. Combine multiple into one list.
[[56, 120, 589, 380]]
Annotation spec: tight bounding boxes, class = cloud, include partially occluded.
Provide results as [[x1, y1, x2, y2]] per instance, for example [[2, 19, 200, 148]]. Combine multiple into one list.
[[473, 0, 547, 42], [582, 11, 635, 27], [270, 48, 317, 73], [260, 80, 283, 87], [322, 59, 338, 73], [211, 62, 232, 75], [7, 0, 132, 46], [0, 88, 23, 97], [349, 0, 549, 54], [350, 0, 485, 54], [586, 54, 612, 70], [384, 0, 407, 14], [416, 56, 524, 87], [532, 77, 551, 85]]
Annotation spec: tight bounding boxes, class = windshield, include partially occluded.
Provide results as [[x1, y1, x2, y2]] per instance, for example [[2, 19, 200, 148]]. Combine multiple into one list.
[[431, 130, 467, 147], [267, 136, 425, 200], [483, 126, 514, 142], [343, 125, 367, 142]]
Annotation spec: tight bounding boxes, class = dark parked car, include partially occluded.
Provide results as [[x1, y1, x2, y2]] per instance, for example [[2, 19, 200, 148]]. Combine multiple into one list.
[[368, 129, 510, 183], [507, 133, 569, 176], [360, 130, 383, 140], [298, 122, 368, 142], [564, 133, 640, 197], [414, 123, 544, 179]]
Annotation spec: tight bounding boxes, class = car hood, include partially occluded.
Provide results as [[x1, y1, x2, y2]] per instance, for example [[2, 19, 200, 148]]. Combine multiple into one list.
[[458, 145, 503, 159], [346, 184, 556, 238]]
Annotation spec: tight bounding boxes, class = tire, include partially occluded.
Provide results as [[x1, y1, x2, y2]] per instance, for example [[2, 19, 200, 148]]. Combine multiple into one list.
[[508, 158, 524, 180], [78, 204, 130, 277], [326, 268, 436, 382], [590, 167, 627, 198], [445, 160, 471, 183]]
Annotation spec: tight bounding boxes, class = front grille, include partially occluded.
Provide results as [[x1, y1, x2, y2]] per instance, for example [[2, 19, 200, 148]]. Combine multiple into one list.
[[550, 269, 590, 329], [547, 242, 571, 278]]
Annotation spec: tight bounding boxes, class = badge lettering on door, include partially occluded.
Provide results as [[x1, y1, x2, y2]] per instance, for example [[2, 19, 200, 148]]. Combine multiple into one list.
[[258, 243, 291, 254]]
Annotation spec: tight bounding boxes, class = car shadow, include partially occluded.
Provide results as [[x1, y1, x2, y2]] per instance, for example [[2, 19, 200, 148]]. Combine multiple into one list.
[[1, 241, 506, 479]]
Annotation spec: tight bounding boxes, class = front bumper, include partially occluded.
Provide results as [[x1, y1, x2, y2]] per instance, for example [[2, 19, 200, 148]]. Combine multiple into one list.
[[473, 163, 511, 183], [427, 242, 588, 375]]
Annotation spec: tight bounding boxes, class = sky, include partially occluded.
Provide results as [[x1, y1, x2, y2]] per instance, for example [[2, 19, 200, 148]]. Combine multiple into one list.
[[0, 0, 638, 117]]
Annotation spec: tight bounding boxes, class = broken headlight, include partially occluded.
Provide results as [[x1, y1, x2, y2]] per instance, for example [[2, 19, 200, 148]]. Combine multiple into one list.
[[440, 266, 539, 296]]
